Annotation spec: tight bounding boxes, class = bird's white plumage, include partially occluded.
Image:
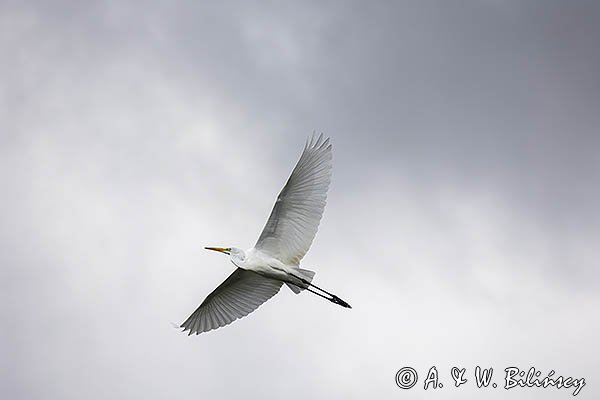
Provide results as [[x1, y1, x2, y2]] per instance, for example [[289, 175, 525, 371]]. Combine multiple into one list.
[[180, 134, 343, 336], [181, 268, 283, 334], [255, 134, 333, 265]]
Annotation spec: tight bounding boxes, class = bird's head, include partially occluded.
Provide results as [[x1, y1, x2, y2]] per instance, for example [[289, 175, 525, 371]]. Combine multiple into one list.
[[205, 246, 245, 261]]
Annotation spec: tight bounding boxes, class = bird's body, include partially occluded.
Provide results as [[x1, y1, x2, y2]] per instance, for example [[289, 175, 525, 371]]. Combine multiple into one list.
[[181, 134, 350, 335], [228, 247, 316, 290], [234, 247, 298, 282]]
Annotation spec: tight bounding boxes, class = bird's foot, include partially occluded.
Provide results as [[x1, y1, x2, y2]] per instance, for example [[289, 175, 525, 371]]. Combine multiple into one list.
[[331, 295, 352, 309]]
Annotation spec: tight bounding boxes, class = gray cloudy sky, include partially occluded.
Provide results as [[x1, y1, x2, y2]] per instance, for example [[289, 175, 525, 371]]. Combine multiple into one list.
[[1, 1, 599, 399]]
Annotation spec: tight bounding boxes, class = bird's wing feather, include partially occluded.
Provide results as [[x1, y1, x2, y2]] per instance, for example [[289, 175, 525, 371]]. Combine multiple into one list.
[[180, 268, 283, 335], [255, 134, 332, 265]]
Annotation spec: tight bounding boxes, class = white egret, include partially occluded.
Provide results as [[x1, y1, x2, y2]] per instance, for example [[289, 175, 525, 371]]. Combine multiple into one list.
[[181, 134, 350, 335]]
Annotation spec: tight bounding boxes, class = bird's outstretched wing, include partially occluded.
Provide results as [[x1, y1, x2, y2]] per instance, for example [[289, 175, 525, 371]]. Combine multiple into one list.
[[255, 134, 332, 265], [181, 269, 283, 335]]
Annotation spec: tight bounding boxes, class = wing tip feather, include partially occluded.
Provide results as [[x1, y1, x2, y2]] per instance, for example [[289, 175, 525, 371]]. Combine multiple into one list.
[[306, 132, 331, 151]]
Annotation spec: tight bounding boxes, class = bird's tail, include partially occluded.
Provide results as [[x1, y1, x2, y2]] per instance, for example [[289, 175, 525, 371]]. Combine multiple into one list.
[[285, 268, 315, 294]]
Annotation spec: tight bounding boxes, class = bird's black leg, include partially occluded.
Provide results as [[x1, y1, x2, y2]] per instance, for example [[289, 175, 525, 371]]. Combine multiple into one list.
[[305, 287, 334, 302], [295, 276, 352, 309]]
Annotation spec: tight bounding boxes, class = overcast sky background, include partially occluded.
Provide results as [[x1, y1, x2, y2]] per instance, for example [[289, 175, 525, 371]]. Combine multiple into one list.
[[1, 1, 599, 399]]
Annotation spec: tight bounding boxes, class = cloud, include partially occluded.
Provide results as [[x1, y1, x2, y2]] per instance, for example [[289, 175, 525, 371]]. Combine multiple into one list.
[[1, 1, 598, 399]]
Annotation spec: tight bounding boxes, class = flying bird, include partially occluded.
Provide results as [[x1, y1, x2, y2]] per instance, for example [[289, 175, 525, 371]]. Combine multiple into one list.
[[181, 134, 350, 335]]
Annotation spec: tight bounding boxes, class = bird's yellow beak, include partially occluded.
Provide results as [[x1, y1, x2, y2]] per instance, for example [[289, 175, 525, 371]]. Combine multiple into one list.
[[205, 247, 231, 254]]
